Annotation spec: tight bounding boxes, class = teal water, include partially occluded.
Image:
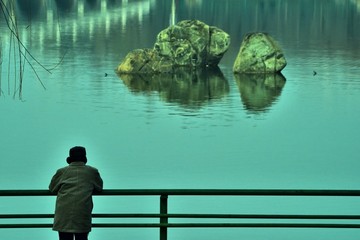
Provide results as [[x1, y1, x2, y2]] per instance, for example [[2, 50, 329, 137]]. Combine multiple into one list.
[[1, 0, 360, 239]]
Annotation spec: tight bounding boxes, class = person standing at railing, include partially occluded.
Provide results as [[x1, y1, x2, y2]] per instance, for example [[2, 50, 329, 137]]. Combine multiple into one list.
[[49, 146, 103, 240]]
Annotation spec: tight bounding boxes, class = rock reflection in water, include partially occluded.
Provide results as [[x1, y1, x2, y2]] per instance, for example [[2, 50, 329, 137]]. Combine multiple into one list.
[[234, 73, 286, 114], [119, 67, 229, 108]]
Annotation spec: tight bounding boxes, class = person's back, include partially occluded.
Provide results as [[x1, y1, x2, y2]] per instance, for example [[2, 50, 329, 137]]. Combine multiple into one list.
[[49, 146, 103, 240]]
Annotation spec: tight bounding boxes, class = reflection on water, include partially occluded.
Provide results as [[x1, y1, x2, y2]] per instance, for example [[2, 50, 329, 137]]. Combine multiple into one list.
[[119, 67, 229, 108], [2, 0, 156, 49], [54, 0, 75, 12], [119, 64, 285, 112], [15, 0, 45, 18], [0, 0, 157, 98], [12, 0, 143, 17], [234, 73, 286, 114]]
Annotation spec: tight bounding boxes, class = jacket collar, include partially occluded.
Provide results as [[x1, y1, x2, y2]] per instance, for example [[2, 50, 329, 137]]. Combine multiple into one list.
[[69, 162, 86, 166]]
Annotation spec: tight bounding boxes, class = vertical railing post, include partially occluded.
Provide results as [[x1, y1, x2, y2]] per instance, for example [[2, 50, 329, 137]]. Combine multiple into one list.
[[160, 194, 168, 240]]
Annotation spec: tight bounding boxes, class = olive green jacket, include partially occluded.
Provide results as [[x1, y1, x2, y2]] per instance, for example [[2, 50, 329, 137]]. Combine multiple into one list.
[[49, 162, 103, 233]]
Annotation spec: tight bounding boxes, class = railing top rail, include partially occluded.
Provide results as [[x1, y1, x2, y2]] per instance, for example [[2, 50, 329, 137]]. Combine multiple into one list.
[[1, 189, 360, 197]]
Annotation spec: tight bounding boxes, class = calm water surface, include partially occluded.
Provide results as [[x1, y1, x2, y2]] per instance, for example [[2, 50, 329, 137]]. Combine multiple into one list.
[[1, 0, 360, 239]]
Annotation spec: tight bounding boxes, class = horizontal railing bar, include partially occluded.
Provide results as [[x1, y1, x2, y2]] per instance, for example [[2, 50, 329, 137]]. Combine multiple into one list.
[[0, 190, 52, 196], [0, 214, 54, 218], [163, 214, 360, 219], [86, 189, 360, 196], [0, 224, 53, 228], [2, 223, 360, 229], [2, 189, 360, 197], [93, 213, 360, 220], [2, 213, 360, 220], [94, 223, 360, 228], [93, 223, 360, 228]]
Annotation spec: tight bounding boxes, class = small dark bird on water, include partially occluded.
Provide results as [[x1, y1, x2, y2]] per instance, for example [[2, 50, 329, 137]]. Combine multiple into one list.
[[104, 73, 108, 77], [313, 70, 317, 76]]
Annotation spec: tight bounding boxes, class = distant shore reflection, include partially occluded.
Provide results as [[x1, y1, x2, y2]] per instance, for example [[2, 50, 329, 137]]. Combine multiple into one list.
[[119, 67, 229, 108], [234, 73, 286, 114]]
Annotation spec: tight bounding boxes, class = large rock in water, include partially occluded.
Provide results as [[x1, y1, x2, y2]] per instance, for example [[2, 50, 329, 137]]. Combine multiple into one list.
[[117, 20, 230, 73], [233, 32, 287, 73], [155, 20, 230, 67]]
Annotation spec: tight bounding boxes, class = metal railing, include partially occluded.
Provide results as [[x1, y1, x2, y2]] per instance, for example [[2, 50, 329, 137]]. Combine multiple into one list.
[[1, 189, 360, 240]]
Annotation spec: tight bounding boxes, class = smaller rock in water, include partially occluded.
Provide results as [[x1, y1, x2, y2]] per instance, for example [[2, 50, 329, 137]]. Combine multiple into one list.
[[233, 32, 287, 74], [116, 49, 173, 74]]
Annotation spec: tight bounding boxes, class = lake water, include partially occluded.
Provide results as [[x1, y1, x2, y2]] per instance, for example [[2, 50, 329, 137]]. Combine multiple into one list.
[[1, 0, 360, 239]]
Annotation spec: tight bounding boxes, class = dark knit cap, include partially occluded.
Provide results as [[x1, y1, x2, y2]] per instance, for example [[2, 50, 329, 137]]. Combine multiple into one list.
[[67, 146, 87, 164]]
